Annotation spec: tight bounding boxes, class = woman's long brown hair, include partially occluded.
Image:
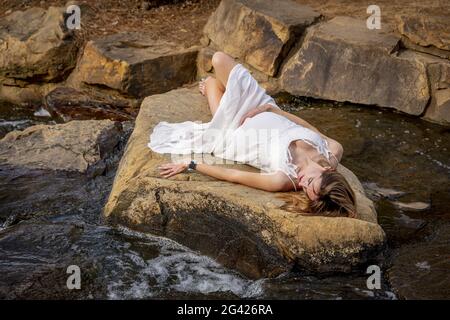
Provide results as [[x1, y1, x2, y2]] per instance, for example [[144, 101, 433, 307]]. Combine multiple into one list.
[[278, 159, 357, 218]]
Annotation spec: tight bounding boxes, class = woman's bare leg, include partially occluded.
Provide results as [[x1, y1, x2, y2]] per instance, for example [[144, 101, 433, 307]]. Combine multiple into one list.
[[198, 51, 237, 116], [211, 51, 238, 90], [199, 76, 225, 116]]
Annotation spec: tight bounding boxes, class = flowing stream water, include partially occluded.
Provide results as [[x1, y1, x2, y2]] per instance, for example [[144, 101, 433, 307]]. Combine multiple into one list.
[[0, 96, 449, 299]]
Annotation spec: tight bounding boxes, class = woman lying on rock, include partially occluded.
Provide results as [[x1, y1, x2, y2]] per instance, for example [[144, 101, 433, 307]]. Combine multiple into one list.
[[149, 51, 356, 218]]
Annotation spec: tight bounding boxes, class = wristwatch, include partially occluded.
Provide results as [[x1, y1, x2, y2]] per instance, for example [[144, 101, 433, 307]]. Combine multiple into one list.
[[187, 160, 197, 171]]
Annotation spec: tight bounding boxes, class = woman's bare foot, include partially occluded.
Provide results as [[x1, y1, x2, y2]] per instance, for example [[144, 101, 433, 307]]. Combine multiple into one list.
[[198, 76, 212, 96]]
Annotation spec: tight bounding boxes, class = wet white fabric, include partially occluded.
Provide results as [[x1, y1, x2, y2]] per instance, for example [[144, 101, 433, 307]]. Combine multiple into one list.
[[148, 63, 278, 156], [228, 111, 332, 177], [148, 63, 332, 189]]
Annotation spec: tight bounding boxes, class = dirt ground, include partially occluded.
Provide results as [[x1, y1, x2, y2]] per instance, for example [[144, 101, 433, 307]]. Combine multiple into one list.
[[0, 0, 221, 47], [1, 0, 448, 47], [294, 0, 450, 33]]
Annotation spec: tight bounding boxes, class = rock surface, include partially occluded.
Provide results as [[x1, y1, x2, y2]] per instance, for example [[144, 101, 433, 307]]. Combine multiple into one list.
[[44, 87, 135, 122], [396, 14, 450, 59], [425, 88, 450, 125], [281, 16, 430, 116], [68, 32, 199, 98], [0, 82, 59, 105], [203, 0, 321, 76], [0, 6, 78, 83], [0, 120, 122, 177], [201, 2, 449, 125], [103, 85, 386, 279], [420, 55, 450, 125], [398, 50, 450, 125], [196, 46, 281, 95]]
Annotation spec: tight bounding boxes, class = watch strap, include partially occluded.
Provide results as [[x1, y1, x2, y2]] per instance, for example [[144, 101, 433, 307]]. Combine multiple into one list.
[[188, 160, 197, 171]]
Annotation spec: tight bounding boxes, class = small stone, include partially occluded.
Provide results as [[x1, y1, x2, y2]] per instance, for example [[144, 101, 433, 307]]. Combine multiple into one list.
[[415, 261, 431, 270], [395, 214, 426, 230], [141, 1, 151, 10], [392, 201, 431, 212], [363, 182, 405, 200], [33, 107, 52, 117]]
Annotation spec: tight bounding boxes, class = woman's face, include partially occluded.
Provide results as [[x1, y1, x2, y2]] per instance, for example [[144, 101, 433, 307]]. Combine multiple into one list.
[[297, 163, 328, 201]]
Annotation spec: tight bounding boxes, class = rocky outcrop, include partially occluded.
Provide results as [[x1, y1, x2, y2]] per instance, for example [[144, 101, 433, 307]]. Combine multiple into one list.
[[202, 0, 321, 77], [68, 32, 200, 98], [0, 6, 79, 84], [281, 16, 430, 116], [103, 85, 386, 279], [0, 120, 122, 177], [201, 1, 449, 125], [396, 14, 450, 59], [0, 6, 201, 107]]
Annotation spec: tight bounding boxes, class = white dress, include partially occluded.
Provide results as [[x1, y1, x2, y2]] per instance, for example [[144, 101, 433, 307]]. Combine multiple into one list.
[[148, 63, 333, 190]]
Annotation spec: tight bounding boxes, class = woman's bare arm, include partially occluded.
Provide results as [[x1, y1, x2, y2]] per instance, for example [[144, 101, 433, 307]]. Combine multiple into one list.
[[158, 162, 289, 192], [262, 104, 344, 166]]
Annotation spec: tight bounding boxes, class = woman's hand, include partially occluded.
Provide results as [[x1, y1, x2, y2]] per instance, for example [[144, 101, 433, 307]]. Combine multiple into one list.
[[239, 104, 272, 126], [158, 162, 188, 178]]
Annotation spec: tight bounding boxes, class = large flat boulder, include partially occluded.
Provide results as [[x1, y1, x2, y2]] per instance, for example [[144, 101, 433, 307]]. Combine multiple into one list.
[[0, 6, 78, 83], [0, 120, 122, 177], [68, 32, 199, 98], [103, 85, 386, 279], [203, 0, 321, 77], [280, 17, 430, 116]]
